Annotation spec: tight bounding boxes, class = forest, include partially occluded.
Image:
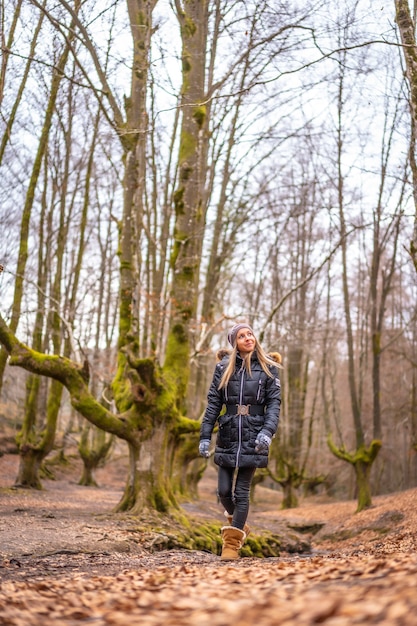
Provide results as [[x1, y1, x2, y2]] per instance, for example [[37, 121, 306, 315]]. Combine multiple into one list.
[[1, 0, 417, 524]]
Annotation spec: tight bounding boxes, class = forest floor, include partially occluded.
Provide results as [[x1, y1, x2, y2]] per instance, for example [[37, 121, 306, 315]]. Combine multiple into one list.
[[0, 452, 417, 625]]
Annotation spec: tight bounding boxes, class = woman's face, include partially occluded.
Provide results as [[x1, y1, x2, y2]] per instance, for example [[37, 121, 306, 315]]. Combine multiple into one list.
[[236, 328, 256, 355]]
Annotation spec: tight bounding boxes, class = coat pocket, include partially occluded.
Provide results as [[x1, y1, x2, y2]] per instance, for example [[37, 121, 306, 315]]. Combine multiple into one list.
[[247, 415, 265, 445], [216, 414, 234, 448], [256, 375, 267, 403]]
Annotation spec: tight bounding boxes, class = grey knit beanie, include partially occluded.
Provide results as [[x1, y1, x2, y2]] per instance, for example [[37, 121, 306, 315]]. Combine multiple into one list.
[[227, 323, 254, 347]]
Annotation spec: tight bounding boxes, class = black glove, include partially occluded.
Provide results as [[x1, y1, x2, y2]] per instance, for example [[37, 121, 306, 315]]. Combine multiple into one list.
[[199, 439, 211, 458], [255, 432, 271, 453]]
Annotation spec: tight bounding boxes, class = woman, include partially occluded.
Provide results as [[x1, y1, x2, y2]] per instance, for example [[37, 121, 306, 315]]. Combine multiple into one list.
[[199, 323, 281, 560]]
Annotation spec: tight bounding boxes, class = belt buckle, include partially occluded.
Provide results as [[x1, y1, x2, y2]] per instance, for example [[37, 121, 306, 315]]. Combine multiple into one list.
[[237, 404, 250, 416]]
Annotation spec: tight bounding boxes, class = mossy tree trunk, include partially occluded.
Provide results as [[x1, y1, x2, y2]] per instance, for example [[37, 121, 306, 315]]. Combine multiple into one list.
[[164, 0, 209, 390], [111, 345, 200, 514], [15, 447, 44, 490], [395, 0, 417, 273], [260, 211, 316, 509], [169, 431, 203, 500], [73, 108, 108, 488], [327, 436, 382, 512], [109, 0, 197, 514], [325, 50, 382, 510], [267, 459, 304, 510], [395, 1, 417, 475], [118, 425, 175, 513], [277, 344, 308, 508], [15, 378, 63, 488], [0, 1, 79, 396], [18, 168, 50, 476], [156, 0, 210, 500], [412, 364, 417, 453], [78, 423, 113, 487], [0, 312, 143, 479], [281, 479, 300, 510], [0, 0, 204, 514], [13, 4, 82, 487]]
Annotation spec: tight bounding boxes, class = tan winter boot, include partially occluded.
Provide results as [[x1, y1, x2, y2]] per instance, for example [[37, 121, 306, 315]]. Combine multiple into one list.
[[225, 512, 251, 537], [220, 526, 246, 561]]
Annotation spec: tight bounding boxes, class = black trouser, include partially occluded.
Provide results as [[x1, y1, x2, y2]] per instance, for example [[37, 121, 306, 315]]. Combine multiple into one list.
[[217, 466, 256, 530]]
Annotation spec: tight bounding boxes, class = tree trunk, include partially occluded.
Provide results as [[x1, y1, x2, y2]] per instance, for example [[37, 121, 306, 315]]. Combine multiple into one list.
[[0, 0, 23, 106], [15, 378, 63, 487], [324, 47, 381, 508], [327, 435, 382, 512], [353, 459, 373, 512], [164, 0, 209, 395], [281, 480, 299, 510], [78, 465, 98, 488], [16, 59, 80, 488], [169, 431, 202, 500], [15, 447, 44, 489], [78, 424, 113, 487], [0, 0, 44, 162], [395, 0, 417, 271], [0, 1, 80, 395], [117, 425, 174, 514]]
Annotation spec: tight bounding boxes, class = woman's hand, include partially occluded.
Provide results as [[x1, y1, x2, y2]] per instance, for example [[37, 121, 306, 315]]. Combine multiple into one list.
[[199, 440, 211, 458], [255, 432, 271, 453]]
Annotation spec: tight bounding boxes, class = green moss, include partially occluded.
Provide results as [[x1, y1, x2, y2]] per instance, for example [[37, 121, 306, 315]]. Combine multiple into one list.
[[181, 265, 195, 281], [184, 523, 281, 558], [372, 331, 381, 353], [163, 326, 190, 400], [192, 105, 206, 128], [184, 16, 196, 37], [107, 511, 283, 558], [140, 10, 147, 26], [173, 187, 185, 214], [195, 199, 203, 221], [354, 440, 382, 463], [120, 260, 133, 271], [153, 488, 170, 513], [179, 130, 196, 162], [242, 534, 281, 558], [170, 230, 189, 268], [173, 416, 200, 436], [118, 127, 137, 152], [39, 463, 55, 480], [182, 53, 192, 74], [112, 362, 134, 413], [173, 323, 188, 343], [154, 385, 177, 416]]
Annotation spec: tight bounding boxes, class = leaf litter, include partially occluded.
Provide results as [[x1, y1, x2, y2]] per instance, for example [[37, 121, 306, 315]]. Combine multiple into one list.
[[1, 454, 417, 625]]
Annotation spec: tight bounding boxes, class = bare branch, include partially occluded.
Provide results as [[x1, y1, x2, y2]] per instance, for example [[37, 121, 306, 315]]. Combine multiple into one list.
[[259, 226, 359, 343]]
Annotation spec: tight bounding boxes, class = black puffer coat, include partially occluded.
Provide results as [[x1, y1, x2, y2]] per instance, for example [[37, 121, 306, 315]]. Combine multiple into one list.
[[200, 351, 281, 468]]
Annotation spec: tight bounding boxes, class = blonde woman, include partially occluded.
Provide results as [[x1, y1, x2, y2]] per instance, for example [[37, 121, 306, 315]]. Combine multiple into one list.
[[199, 323, 281, 560]]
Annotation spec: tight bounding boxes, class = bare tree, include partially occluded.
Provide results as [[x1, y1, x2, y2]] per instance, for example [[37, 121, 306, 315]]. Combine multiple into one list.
[[325, 36, 407, 510], [0, 1, 80, 395], [395, 0, 417, 272], [4, 0, 412, 521]]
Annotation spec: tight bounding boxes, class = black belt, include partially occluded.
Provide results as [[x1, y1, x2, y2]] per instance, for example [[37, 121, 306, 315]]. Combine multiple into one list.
[[225, 404, 265, 416]]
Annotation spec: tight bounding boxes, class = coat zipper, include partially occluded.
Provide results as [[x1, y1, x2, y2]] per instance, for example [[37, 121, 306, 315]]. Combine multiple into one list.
[[256, 377, 262, 401], [235, 368, 245, 467]]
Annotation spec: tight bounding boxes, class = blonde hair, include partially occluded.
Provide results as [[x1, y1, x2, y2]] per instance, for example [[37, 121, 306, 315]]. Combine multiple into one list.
[[218, 337, 279, 389]]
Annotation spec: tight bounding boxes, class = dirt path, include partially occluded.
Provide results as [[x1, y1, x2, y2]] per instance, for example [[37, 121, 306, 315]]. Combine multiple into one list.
[[1, 454, 417, 625]]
